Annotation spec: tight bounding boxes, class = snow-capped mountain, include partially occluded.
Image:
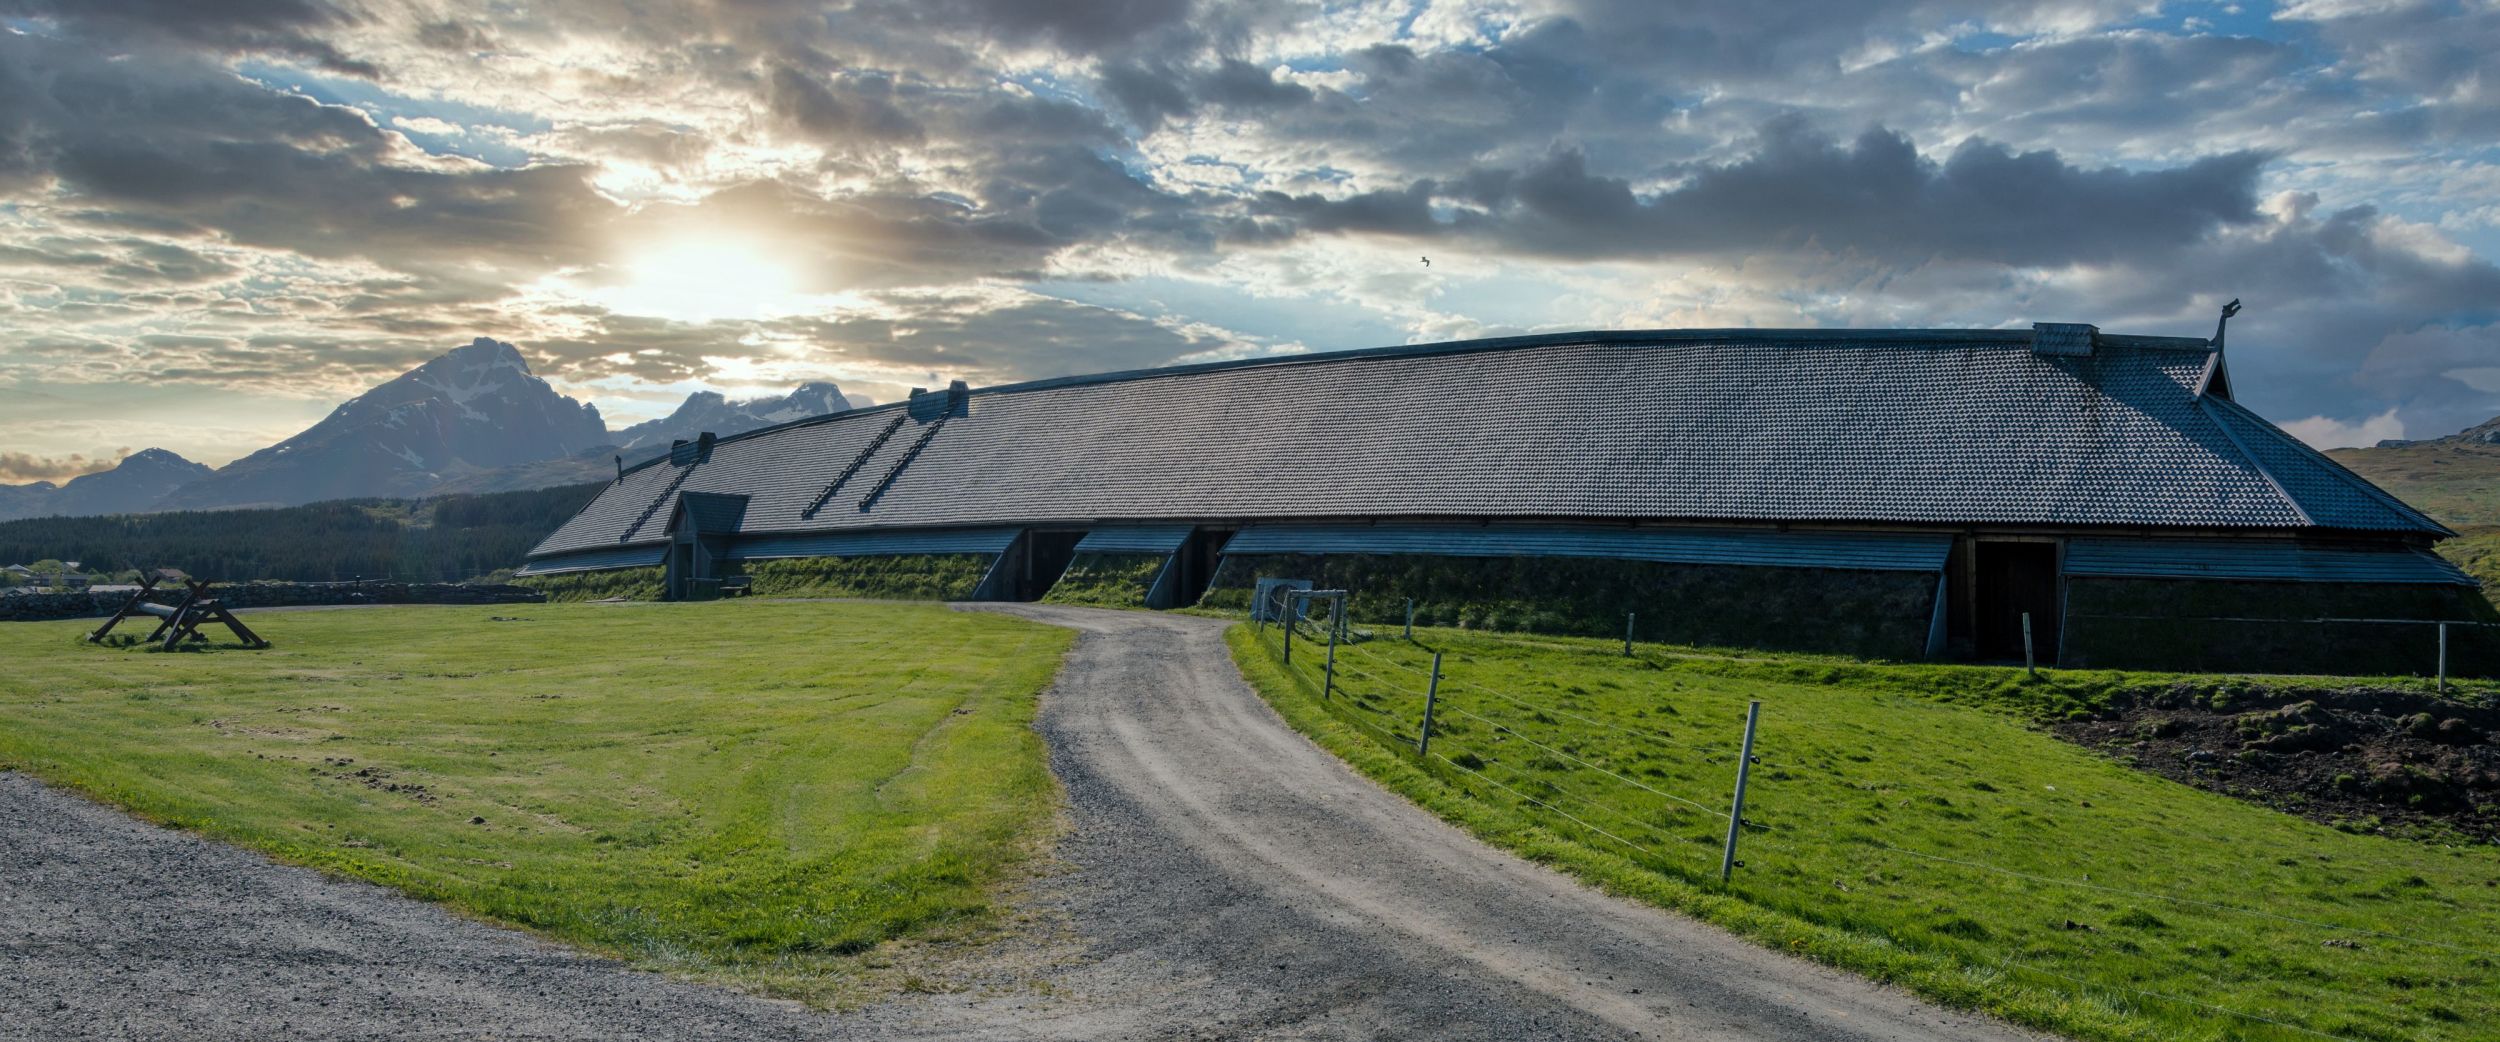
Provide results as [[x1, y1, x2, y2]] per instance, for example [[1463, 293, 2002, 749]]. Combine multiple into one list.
[[156, 338, 608, 510], [0, 448, 212, 521], [612, 381, 853, 455]]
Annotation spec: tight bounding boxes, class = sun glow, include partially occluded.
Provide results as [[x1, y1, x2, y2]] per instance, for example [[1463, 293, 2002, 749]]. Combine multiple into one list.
[[587, 237, 813, 323]]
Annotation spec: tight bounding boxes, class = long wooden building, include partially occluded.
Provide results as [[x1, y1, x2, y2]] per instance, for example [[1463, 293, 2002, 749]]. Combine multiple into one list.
[[520, 325, 2489, 674]]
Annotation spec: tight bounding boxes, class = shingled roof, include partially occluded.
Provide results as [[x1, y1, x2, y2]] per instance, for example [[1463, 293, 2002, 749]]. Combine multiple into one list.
[[528, 327, 2445, 561]]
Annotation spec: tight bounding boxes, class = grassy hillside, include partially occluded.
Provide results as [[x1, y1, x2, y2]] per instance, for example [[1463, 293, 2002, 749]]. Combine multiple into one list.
[[1231, 621, 2499, 1042], [2435, 527, 2500, 588], [2329, 437, 2500, 586], [0, 602, 1074, 1003], [2329, 438, 2500, 529], [0, 483, 601, 583]]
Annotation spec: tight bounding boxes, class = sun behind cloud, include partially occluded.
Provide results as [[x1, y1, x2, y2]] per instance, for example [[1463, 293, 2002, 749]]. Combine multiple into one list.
[[577, 237, 814, 324]]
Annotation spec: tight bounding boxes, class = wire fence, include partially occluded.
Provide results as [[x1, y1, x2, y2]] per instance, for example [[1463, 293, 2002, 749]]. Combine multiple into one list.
[[1246, 607, 2495, 1042]]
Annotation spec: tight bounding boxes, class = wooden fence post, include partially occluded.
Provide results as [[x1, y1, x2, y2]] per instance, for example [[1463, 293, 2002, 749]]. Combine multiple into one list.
[[2438, 622, 2449, 694], [2021, 612, 2036, 679], [1323, 621, 1338, 700]]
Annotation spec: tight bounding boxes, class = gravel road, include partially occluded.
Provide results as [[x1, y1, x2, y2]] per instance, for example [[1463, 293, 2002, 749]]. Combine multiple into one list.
[[1, 604, 2039, 1041]]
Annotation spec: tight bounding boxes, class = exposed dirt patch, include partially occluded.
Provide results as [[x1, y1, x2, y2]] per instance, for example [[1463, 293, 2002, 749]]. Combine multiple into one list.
[[2055, 683, 2500, 842]]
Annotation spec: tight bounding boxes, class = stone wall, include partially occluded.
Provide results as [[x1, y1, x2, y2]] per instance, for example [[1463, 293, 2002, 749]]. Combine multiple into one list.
[[0, 581, 545, 622]]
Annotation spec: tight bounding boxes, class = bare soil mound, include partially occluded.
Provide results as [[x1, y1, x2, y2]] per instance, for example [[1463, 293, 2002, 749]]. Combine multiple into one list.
[[2055, 684, 2500, 843]]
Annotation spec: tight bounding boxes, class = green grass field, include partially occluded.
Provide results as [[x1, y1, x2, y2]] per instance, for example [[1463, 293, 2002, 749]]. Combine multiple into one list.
[[1230, 622, 2500, 1042], [0, 602, 1074, 1002]]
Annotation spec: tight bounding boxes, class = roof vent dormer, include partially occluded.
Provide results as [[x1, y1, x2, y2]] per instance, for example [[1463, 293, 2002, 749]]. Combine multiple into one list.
[[908, 380, 971, 422], [2031, 322, 2098, 356]]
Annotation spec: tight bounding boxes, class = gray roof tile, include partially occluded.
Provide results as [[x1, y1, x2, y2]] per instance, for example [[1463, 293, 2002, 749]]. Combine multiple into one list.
[[530, 329, 2443, 559]]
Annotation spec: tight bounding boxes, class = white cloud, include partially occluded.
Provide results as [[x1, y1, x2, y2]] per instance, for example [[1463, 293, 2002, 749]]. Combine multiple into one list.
[[2282, 407, 2407, 449], [390, 115, 465, 136]]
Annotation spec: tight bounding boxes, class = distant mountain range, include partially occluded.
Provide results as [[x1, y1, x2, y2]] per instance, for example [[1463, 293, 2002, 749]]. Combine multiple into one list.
[[613, 381, 853, 451], [0, 337, 854, 522], [0, 448, 211, 522]]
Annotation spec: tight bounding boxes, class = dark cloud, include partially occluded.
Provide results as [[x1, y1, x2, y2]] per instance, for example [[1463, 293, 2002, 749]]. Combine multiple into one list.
[[1260, 121, 2267, 267], [911, 0, 1195, 53], [1546, 0, 2148, 80], [0, 35, 611, 278], [530, 290, 1242, 387], [1254, 182, 1439, 237], [763, 64, 924, 145], [784, 292, 1239, 377], [412, 19, 499, 54], [1192, 59, 1313, 109], [2291, 2, 2500, 147], [0, 236, 240, 286], [4, 0, 379, 76]]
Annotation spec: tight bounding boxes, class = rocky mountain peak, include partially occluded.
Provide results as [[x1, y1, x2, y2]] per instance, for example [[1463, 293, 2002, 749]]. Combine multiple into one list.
[[154, 337, 609, 510], [611, 380, 854, 452], [119, 447, 199, 469]]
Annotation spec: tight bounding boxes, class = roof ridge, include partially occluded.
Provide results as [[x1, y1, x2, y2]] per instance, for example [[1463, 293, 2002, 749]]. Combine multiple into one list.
[[2204, 395, 2453, 537], [618, 326, 2214, 477], [2199, 397, 2313, 526]]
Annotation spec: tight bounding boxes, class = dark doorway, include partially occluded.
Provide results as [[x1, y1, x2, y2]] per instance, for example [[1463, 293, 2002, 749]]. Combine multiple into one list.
[[667, 541, 696, 600], [1014, 530, 1087, 601], [1974, 541, 2060, 662], [1165, 527, 1235, 608]]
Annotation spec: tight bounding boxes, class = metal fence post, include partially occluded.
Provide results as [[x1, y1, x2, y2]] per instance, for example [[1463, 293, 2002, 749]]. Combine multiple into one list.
[[2438, 622, 2449, 694], [1624, 611, 1636, 656], [1719, 700, 1762, 883], [1418, 652, 1443, 756], [2021, 612, 2036, 678], [1404, 598, 1415, 640], [1323, 620, 1338, 700]]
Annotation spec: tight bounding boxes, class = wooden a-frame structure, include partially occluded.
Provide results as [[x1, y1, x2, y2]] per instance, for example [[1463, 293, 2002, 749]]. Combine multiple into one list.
[[88, 569, 270, 650]]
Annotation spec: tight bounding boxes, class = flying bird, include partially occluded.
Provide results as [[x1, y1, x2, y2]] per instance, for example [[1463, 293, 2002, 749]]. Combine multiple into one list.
[[1420, 256, 1431, 267]]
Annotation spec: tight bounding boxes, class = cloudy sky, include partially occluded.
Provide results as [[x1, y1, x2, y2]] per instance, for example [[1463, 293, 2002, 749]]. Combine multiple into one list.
[[3, 0, 2499, 480]]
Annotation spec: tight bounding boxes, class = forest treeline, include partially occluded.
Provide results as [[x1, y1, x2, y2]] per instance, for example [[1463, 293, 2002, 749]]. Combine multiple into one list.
[[0, 483, 603, 583]]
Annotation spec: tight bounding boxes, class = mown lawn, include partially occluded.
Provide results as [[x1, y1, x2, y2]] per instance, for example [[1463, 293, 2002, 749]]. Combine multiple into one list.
[[0, 601, 1073, 1002], [1230, 622, 2500, 1042]]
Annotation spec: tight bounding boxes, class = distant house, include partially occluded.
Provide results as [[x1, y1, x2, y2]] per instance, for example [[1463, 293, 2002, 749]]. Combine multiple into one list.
[[1, 564, 31, 585], [519, 325, 2491, 675]]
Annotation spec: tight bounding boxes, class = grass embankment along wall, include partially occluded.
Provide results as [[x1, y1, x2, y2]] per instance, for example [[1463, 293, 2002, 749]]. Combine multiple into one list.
[[514, 565, 666, 602], [1203, 552, 1936, 659], [0, 602, 1075, 1003], [2441, 527, 2500, 589], [1041, 553, 1166, 609], [1228, 622, 2500, 1042], [2065, 577, 2500, 677], [735, 554, 994, 600]]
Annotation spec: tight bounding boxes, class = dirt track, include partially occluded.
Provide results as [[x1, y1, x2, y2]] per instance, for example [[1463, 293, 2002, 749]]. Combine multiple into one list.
[[0, 604, 2038, 1041]]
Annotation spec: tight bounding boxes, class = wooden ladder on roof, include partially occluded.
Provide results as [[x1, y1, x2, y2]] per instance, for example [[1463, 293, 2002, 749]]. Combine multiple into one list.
[[857, 414, 949, 512], [802, 412, 908, 519], [619, 464, 698, 543], [88, 569, 270, 650]]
